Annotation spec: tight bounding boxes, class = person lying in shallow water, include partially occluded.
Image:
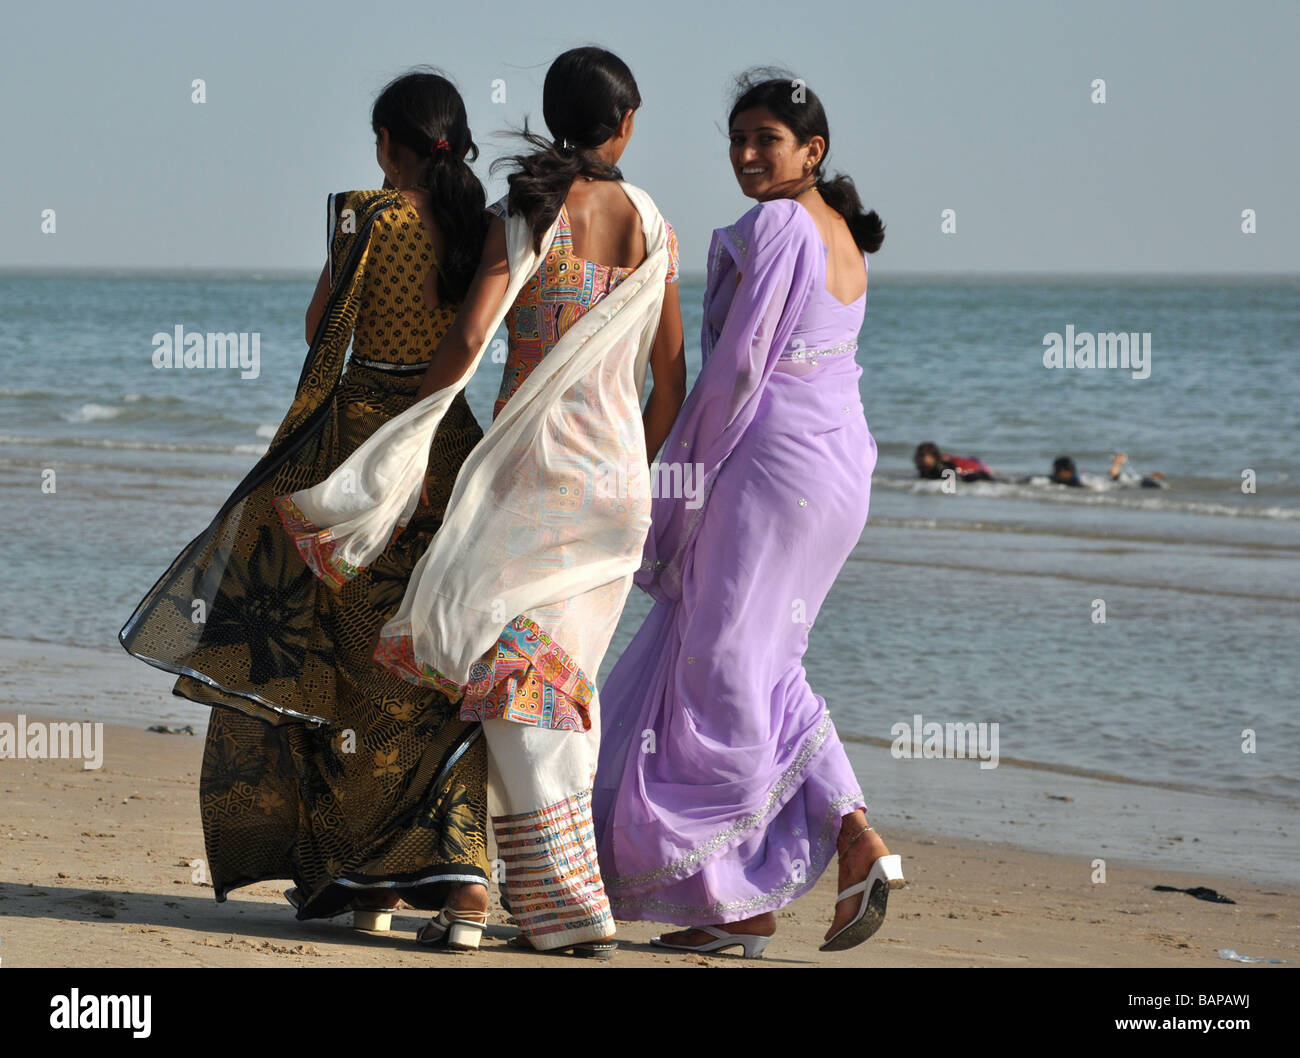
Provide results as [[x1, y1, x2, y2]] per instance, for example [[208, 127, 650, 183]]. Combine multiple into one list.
[[1048, 453, 1166, 488], [913, 441, 996, 482]]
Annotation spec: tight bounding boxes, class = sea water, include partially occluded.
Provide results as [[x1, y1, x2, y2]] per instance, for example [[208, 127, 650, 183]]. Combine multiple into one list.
[[1, 273, 1296, 819]]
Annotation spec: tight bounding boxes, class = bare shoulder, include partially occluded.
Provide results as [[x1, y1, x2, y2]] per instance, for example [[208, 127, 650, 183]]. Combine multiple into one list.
[[800, 195, 860, 253], [567, 179, 638, 222]]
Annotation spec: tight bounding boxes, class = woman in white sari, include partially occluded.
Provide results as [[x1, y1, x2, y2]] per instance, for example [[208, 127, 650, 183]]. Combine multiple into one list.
[[277, 46, 685, 955]]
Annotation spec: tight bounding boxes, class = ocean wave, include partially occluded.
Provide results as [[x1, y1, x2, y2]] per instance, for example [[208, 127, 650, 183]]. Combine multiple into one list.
[[0, 387, 55, 399], [877, 475, 1300, 520], [0, 433, 260, 456], [63, 402, 122, 422], [865, 515, 1300, 551], [0, 458, 246, 483], [28, 389, 268, 432], [838, 731, 1300, 807], [1, 388, 187, 406]]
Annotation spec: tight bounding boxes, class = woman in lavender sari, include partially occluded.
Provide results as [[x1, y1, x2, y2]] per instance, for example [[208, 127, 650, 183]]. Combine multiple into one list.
[[594, 74, 902, 956]]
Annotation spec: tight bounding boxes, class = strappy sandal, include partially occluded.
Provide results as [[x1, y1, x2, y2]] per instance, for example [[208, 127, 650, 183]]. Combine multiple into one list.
[[506, 934, 617, 959], [284, 886, 401, 932], [819, 826, 905, 952], [650, 926, 773, 959], [417, 907, 489, 951]]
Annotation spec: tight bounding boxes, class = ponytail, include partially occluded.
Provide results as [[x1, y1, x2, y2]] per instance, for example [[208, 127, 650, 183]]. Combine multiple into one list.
[[371, 68, 488, 304], [495, 123, 624, 253], [417, 141, 488, 304], [816, 173, 885, 254], [492, 46, 642, 253]]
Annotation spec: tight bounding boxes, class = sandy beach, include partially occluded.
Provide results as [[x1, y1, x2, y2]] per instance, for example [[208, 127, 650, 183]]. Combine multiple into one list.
[[0, 709, 1294, 968]]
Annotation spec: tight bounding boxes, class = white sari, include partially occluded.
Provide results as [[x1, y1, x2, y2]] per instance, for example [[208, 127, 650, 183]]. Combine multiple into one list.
[[279, 182, 670, 948]]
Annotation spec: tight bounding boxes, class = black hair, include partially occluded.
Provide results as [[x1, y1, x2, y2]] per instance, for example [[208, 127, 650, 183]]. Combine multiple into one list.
[[494, 46, 642, 252], [914, 442, 943, 478], [1052, 456, 1079, 484], [371, 68, 487, 304], [728, 70, 885, 254]]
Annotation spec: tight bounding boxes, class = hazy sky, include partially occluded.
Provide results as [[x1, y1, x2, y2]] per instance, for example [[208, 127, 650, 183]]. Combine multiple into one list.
[[3, 0, 1296, 274]]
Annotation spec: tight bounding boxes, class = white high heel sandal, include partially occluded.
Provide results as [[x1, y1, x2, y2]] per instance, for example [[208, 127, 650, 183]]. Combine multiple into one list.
[[352, 908, 394, 932], [820, 828, 905, 952], [417, 907, 489, 951], [651, 926, 774, 959]]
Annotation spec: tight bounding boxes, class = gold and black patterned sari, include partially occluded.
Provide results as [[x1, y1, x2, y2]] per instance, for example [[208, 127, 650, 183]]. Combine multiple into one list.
[[119, 189, 489, 916]]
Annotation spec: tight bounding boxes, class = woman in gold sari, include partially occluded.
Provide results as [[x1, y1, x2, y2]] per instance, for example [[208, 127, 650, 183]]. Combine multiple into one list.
[[119, 70, 492, 930]]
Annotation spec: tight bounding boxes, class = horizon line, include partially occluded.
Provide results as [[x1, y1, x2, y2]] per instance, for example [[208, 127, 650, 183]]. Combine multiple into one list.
[[3, 267, 1298, 282]]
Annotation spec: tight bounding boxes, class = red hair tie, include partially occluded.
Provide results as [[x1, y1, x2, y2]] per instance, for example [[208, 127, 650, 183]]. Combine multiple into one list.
[[431, 139, 451, 154]]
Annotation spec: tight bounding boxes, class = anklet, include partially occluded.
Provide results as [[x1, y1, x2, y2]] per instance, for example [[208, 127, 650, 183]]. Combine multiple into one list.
[[838, 825, 875, 856]]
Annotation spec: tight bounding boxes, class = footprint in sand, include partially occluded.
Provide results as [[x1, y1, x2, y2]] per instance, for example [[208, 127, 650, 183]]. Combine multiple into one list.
[[58, 891, 126, 919]]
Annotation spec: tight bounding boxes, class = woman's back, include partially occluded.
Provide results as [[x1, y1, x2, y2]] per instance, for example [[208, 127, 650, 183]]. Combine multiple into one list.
[[563, 178, 647, 270], [779, 246, 867, 368], [800, 195, 867, 305], [351, 193, 457, 365], [787, 200, 867, 356], [704, 202, 864, 372], [488, 183, 679, 417]]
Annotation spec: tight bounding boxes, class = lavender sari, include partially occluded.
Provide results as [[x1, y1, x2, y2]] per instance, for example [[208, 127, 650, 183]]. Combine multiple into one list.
[[593, 198, 875, 924]]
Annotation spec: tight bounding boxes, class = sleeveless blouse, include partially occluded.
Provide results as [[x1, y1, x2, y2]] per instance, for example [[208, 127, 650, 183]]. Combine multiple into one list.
[[486, 196, 679, 418], [706, 239, 866, 376]]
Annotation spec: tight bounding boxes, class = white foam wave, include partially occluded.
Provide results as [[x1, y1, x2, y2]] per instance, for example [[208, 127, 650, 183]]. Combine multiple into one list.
[[63, 403, 122, 423], [878, 475, 1300, 521]]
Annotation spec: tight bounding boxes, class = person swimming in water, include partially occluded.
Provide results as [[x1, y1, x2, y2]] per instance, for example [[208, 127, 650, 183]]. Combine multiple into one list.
[[1050, 453, 1166, 489], [913, 441, 996, 483], [1050, 455, 1084, 486]]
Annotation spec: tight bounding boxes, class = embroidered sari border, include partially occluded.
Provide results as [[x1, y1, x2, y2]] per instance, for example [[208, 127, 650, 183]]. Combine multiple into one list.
[[274, 494, 404, 588], [606, 711, 836, 893], [608, 791, 865, 922], [372, 614, 595, 731], [491, 789, 613, 945]]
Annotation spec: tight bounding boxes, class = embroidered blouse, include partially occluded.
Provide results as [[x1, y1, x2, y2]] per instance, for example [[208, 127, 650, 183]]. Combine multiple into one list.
[[486, 196, 679, 419]]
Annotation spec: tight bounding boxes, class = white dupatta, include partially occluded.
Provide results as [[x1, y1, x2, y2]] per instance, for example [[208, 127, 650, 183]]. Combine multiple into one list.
[[286, 182, 670, 694]]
